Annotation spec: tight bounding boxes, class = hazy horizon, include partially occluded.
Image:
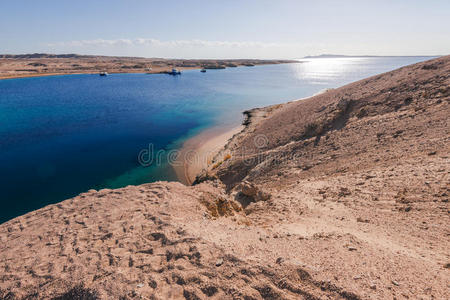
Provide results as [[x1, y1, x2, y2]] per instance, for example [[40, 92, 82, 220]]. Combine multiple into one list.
[[0, 53, 443, 60], [1, 0, 449, 59]]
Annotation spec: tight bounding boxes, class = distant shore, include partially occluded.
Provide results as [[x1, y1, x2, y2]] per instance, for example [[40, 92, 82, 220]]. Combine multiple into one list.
[[0, 68, 200, 80], [0, 54, 297, 80]]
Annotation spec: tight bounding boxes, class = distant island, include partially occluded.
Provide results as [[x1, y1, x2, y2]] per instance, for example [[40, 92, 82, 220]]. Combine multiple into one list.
[[0, 53, 297, 80], [304, 54, 439, 58]]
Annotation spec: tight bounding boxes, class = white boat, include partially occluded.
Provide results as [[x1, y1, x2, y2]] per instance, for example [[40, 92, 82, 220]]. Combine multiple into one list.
[[169, 68, 181, 75], [99, 72, 108, 76]]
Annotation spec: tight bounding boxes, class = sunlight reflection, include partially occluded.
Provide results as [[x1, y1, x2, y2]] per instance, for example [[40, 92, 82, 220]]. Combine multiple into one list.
[[291, 57, 369, 84]]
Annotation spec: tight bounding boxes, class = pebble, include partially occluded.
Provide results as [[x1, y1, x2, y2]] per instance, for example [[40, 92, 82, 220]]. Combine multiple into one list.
[[215, 258, 224, 266], [392, 280, 400, 286]]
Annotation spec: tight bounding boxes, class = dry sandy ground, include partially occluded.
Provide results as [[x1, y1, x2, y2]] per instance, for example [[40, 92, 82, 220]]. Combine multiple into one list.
[[0, 56, 449, 299], [0, 54, 295, 79]]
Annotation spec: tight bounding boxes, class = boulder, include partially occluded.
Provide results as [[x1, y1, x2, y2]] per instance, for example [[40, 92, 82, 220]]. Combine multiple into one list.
[[240, 181, 258, 197], [238, 181, 271, 202]]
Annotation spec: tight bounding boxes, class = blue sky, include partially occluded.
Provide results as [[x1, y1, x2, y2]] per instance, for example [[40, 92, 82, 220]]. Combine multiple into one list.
[[1, 0, 449, 58]]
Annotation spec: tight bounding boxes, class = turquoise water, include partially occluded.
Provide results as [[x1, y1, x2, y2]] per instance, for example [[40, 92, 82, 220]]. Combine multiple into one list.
[[0, 56, 434, 223]]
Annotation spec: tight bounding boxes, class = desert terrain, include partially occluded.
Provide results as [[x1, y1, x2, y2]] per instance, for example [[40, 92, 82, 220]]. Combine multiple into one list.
[[0, 54, 295, 79], [0, 56, 449, 299]]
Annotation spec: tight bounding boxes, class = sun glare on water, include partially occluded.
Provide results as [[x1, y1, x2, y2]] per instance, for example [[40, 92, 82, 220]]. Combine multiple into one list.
[[292, 57, 369, 84]]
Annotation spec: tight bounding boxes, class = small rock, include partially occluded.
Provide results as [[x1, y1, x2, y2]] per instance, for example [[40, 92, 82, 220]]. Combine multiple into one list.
[[240, 181, 258, 197], [215, 258, 223, 267], [392, 280, 400, 286], [338, 187, 351, 197], [256, 190, 271, 201], [239, 180, 271, 201], [393, 130, 404, 138], [357, 108, 368, 118], [428, 151, 437, 156], [337, 98, 351, 111], [348, 246, 357, 251], [276, 257, 284, 264], [353, 275, 361, 280], [136, 283, 144, 288], [370, 284, 377, 290], [301, 164, 312, 171]]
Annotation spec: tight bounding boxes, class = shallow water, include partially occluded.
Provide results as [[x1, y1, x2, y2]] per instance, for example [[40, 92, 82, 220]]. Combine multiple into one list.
[[0, 56, 435, 222]]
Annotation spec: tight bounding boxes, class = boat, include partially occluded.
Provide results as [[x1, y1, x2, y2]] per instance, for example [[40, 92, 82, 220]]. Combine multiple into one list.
[[200, 68, 206, 73], [99, 72, 108, 76], [168, 68, 181, 75]]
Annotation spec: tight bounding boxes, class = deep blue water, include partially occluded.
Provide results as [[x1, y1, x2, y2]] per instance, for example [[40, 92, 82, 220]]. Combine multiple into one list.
[[0, 56, 434, 223]]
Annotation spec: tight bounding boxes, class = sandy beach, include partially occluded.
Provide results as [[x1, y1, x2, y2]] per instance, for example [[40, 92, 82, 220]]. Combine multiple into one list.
[[174, 125, 244, 185]]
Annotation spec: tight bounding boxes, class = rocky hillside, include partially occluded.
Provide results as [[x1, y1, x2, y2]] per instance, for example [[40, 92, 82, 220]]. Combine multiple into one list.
[[0, 56, 449, 299]]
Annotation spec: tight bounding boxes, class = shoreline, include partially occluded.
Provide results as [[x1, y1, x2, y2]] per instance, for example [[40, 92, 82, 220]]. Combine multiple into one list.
[[173, 125, 244, 185], [0, 67, 203, 80], [174, 102, 291, 185], [0, 63, 292, 80], [0, 56, 298, 80]]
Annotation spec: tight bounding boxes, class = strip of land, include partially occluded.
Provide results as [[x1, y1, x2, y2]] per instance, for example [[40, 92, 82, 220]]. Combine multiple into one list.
[[0, 53, 296, 79]]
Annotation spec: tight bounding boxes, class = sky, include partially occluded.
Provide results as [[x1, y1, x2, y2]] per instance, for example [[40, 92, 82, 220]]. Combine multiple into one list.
[[1, 0, 449, 59]]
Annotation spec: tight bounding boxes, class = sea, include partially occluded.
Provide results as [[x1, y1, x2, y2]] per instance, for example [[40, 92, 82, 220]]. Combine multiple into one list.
[[0, 56, 435, 223]]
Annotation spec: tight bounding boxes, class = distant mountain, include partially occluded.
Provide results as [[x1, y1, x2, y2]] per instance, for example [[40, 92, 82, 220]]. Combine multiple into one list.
[[0, 53, 84, 59], [0, 53, 147, 59]]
